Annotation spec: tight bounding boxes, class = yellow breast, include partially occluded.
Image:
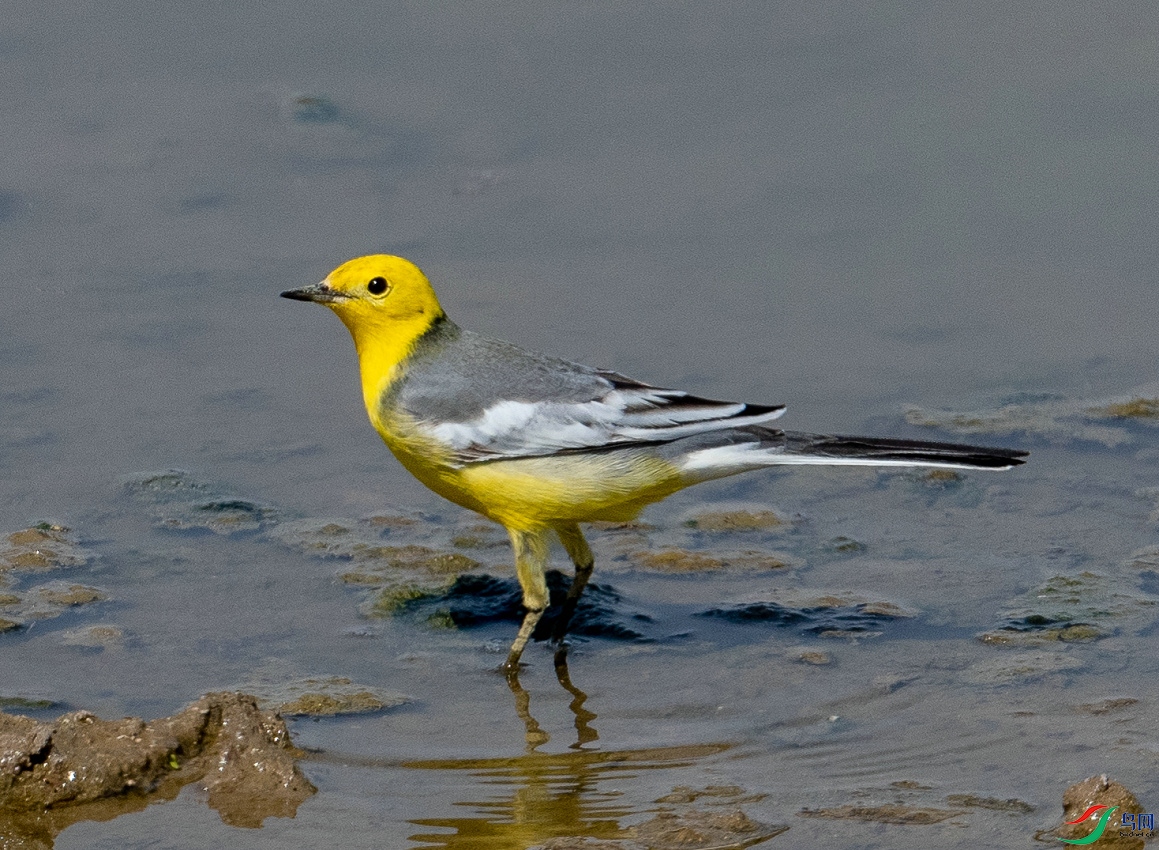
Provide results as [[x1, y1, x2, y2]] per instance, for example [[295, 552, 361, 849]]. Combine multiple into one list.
[[367, 405, 684, 529]]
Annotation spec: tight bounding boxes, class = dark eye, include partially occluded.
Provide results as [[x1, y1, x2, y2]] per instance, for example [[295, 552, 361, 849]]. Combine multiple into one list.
[[367, 277, 389, 295]]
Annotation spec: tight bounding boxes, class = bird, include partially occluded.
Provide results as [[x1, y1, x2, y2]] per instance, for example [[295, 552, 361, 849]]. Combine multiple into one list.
[[282, 255, 1027, 671]]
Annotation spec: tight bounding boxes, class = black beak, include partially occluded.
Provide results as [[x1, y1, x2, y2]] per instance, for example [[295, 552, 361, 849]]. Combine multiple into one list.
[[280, 282, 347, 303]]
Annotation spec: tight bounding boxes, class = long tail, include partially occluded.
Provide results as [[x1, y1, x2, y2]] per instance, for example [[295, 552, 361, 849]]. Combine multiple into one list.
[[674, 426, 1027, 480], [777, 431, 1027, 469]]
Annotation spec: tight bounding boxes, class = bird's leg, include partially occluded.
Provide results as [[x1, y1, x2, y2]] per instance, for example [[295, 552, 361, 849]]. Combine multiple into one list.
[[504, 527, 551, 671], [552, 523, 595, 645], [505, 606, 545, 672]]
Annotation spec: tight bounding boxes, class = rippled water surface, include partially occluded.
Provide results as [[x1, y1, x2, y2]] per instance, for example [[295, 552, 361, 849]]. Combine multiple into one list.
[[2, 3, 1158, 848]]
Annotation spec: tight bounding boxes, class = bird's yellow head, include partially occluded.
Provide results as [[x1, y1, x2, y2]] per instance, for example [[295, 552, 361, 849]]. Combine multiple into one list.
[[282, 255, 448, 400], [283, 254, 445, 335], [283, 253, 446, 351]]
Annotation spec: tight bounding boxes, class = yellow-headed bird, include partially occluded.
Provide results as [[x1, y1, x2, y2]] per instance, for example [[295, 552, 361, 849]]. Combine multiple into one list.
[[282, 255, 1026, 670]]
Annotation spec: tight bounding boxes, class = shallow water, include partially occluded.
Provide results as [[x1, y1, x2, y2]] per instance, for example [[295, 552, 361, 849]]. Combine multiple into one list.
[[3, 2, 1158, 847]]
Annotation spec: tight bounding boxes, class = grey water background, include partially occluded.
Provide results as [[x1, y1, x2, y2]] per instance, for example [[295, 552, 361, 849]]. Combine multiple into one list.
[[2, 2, 1158, 847]]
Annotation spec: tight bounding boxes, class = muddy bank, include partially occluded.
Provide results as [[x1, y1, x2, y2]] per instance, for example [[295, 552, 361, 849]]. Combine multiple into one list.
[[0, 692, 314, 848]]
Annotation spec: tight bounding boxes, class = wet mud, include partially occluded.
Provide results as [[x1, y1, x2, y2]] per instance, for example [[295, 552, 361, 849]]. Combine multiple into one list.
[[0, 692, 314, 848]]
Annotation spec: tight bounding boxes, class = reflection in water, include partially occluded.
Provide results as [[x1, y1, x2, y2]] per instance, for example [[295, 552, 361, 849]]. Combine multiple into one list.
[[411, 655, 728, 848], [553, 649, 598, 750], [504, 649, 598, 752], [298, 658, 737, 849], [404, 741, 732, 849]]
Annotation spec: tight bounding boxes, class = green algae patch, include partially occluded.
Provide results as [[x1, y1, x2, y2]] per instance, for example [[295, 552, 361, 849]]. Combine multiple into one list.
[[683, 508, 788, 532], [151, 497, 276, 535], [699, 590, 916, 639], [905, 381, 1159, 446], [273, 518, 483, 577], [633, 548, 722, 572], [630, 548, 799, 573], [824, 536, 867, 554], [979, 571, 1159, 647], [0, 697, 57, 711], [363, 513, 421, 529], [1126, 545, 1159, 570], [238, 671, 410, 717], [1088, 397, 1159, 419], [799, 802, 964, 824], [526, 780, 786, 849], [36, 584, 105, 607], [655, 785, 768, 805], [395, 571, 652, 642], [340, 545, 481, 577], [944, 793, 1034, 813], [343, 549, 476, 622], [963, 649, 1083, 684], [0, 524, 92, 574], [58, 625, 125, 649], [1076, 698, 1139, 715], [922, 468, 964, 483], [451, 532, 506, 550], [449, 523, 507, 550], [630, 808, 788, 848], [274, 517, 506, 631], [0, 578, 109, 631], [793, 649, 832, 665], [904, 399, 1070, 439], [273, 678, 408, 716], [278, 692, 387, 716], [978, 623, 1104, 645], [363, 580, 455, 617]]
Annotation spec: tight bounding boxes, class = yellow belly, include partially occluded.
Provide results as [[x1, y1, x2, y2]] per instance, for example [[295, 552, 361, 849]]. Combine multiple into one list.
[[382, 431, 685, 529], [367, 399, 688, 528], [458, 451, 686, 527]]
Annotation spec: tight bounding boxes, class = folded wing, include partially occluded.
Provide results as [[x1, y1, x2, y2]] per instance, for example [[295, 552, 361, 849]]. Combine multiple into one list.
[[429, 369, 785, 464]]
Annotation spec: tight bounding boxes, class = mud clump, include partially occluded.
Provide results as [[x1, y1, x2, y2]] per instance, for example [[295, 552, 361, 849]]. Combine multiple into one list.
[[0, 692, 315, 843], [1039, 775, 1148, 849]]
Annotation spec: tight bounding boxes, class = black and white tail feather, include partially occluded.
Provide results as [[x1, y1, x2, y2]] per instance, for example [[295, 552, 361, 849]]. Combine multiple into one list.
[[421, 358, 1027, 473], [774, 431, 1025, 469], [673, 424, 1026, 482]]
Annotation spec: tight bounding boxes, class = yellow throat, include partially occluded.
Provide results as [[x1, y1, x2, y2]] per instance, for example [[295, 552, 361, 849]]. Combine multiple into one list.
[[316, 254, 446, 414]]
